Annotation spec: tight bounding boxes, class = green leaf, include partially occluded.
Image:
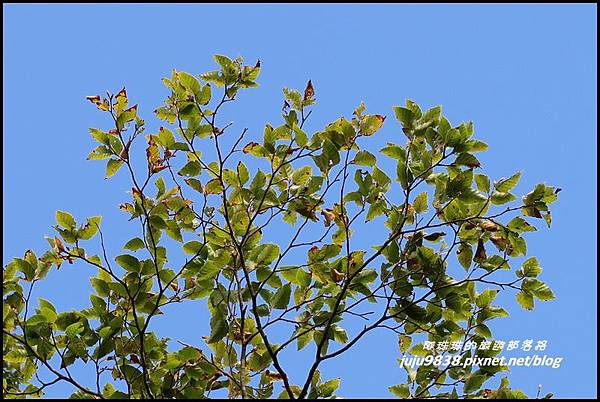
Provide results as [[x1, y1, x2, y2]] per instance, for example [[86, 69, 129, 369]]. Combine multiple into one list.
[[389, 384, 410, 398], [40, 306, 57, 323], [249, 244, 280, 266], [399, 334, 412, 353], [105, 159, 124, 178], [56, 211, 76, 229], [297, 270, 312, 288], [353, 150, 376, 166], [413, 192, 428, 214], [457, 244, 473, 270], [26, 314, 47, 327], [204, 178, 224, 195], [476, 289, 498, 308], [184, 178, 203, 193], [79, 216, 102, 240], [454, 153, 481, 168], [207, 316, 228, 344], [467, 139, 489, 152], [516, 291, 534, 310], [490, 192, 516, 205], [124, 237, 145, 251], [89, 128, 111, 145], [522, 279, 555, 301], [183, 240, 204, 255], [198, 261, 222, 281], [408, 343, 428, 357], [380, 143, 406, 160], [475, 174, 490, 193], [158, 127, 176, 149], [91, 278, 110, 297], [65, 322, 84, 338], [297, 331, 311, 351], [319, 378, 341, 397], [237, 162, 249, 185], [393, 106, 414, 128], [332, 325, 348, 344], [495, 172, 522, 192], [178, 161, 201, 177], [38, 298, 56, 314], [178, 71, 201, 95], [293, 124, 308, 146], [366, 200, 386, 222], [464, 374, 487, 393], [372, 166, 391, 188], [271, 283, 291, 309], [359, 114, 385, 136], [292, 166, 313, 186], [87, 145, 113, 160], [507, 217, 537, 233], [115, 255, 141, 272], [518, 257, 542, 278]]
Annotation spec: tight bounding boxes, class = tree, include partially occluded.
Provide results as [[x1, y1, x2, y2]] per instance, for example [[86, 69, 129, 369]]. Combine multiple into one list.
[[3, 54, 559, 399]]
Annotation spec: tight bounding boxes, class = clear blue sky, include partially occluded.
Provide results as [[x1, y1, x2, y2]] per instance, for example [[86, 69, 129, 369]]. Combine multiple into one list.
[[3, 4, 597, 399]]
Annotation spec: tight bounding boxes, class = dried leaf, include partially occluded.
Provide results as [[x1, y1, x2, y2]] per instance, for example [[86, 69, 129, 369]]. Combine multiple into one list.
[[474, 239, 487, 262], [321, 209, 336, 227], [331, 268, 345, 283], [303, 80, 314, 102], [423, 232, 446, 241]]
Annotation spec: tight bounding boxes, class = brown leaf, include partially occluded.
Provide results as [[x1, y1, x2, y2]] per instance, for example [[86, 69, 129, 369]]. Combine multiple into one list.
[[321, 209, 336, 227], [265, 370, 285, 381], [119, 140, 131, 161], [123, 104, 137, 117], [303, 80, 314, 102], [423, 232, 446, 241], [86, 95, 109, 111], [331, 268, 345, 283], [131, 187, 142, 199], [233, 329, 253, 343], [85, 95, 101, 104], [479, 220, 499, 232], [474, 239, 487, 262], [146, 138, 161, 170], [407, 257, 419, 270], [490, 235, 507, 251], [242, 142, 260, 154], [151, 164, 168, 173], [54, 237, 65, 253], [119, 203, 133, 212], [463, 220, 477, 230], [116, 87, 127, 100]]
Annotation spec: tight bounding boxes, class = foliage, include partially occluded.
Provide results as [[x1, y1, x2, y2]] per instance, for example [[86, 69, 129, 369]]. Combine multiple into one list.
[[3, 55, 559, 399]]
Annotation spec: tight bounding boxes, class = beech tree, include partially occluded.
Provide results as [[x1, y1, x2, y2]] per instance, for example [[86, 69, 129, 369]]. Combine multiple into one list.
[[3, 55, 559, 399]]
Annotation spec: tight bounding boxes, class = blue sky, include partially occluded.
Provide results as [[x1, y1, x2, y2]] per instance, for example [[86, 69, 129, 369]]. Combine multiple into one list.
[[3, 4, 597, 399]]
